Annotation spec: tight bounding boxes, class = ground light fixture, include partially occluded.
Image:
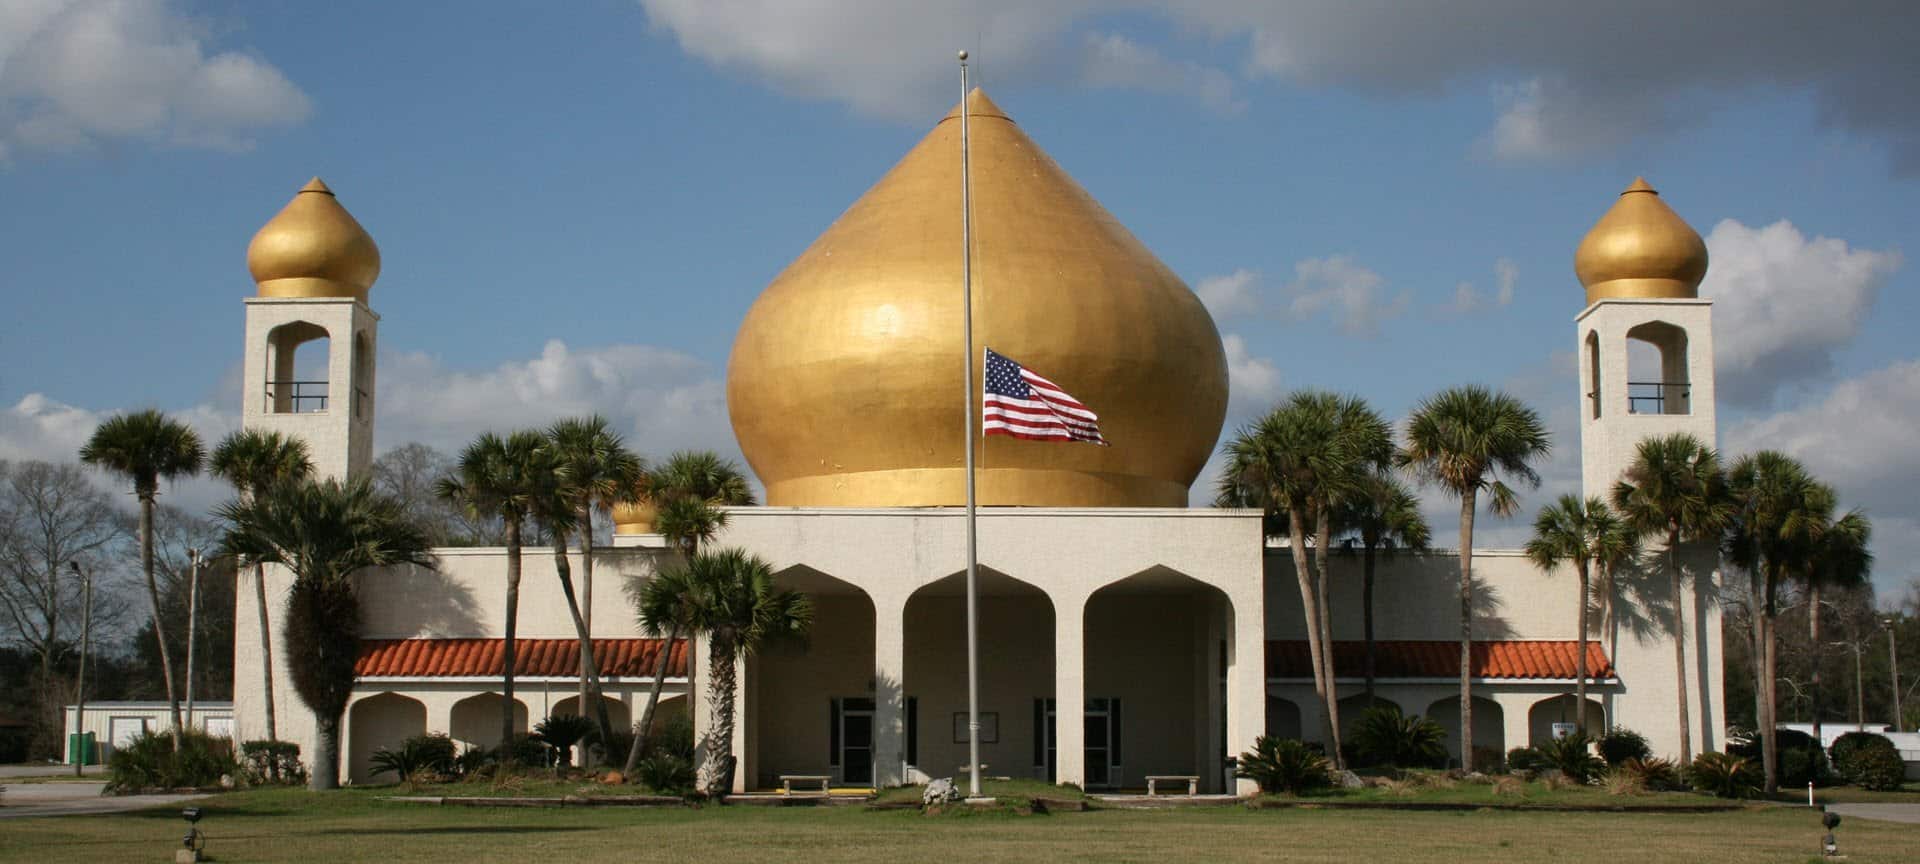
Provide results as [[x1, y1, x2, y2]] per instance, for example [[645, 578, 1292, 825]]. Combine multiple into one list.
[[1821, 808, 1841, 857], [178, 806, 206, 863]]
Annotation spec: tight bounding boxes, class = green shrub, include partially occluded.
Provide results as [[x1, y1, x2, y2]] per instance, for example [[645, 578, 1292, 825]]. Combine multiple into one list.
[[453, 747, 491, 778], [1687, 752, 1761, 799], [370, 734, 457, 783], [1506, 746, 1541, 773], [1235, 736, 1332, 795], [106, 729, 238, 793], [1596, 727, 1652, 767], [1830, 732, 1899, 786], [239, 739, 305, 786], [1620, 756, 1681, 791], [1349, 704, 1448, 769], [1535, 733, 1604, 783], [1838, 742, 1905, 791], [495, 733, 555, 769], [533, 715, 595, 768], [1729, 728, 1829, 787], [635, 752, 695, 794]]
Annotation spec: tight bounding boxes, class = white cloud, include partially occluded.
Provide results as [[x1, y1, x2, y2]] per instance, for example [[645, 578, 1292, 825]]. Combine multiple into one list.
[[1194, 268, 1259, 318], [1220, 332, 1280, 417], [0, 339, 738, 511], [640, 2, 1920, 171], [0, 0, 308, 159], [1080, 31, 1242, 114], [1282, 255, 1407, 336], [1443, 257, 1520, 315], [1727, 360, 1920, 596], [1701, 219, 1902, 407]]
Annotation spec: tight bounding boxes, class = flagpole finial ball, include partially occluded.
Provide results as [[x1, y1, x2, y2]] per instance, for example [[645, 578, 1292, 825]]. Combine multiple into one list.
[[957, 50, 968, 61]]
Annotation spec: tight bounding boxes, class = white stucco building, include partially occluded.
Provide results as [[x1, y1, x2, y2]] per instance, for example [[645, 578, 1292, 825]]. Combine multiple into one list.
[[230, 93, 1726, 794]]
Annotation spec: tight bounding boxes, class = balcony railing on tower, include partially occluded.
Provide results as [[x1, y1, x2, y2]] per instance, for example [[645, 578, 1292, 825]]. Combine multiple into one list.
[[267, 380, 329, 413], [1626, 380, 1690, 415]]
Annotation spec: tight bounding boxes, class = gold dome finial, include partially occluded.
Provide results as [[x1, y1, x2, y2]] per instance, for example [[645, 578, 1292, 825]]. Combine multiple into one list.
[[726, 89, 1229, 508], [1574, 176, 1707, 304], [610, 492, 658, 536], [247, 177, 382, 301]]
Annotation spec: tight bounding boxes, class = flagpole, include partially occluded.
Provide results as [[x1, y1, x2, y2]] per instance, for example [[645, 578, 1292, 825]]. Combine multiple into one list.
[[957, 49, 983, 801]]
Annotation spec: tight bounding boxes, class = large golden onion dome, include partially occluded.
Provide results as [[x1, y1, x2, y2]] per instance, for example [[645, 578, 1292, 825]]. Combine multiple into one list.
[[1574, 177, 1708, 304], [247, 177, 382, 301], [727, 89, 1229, 508]]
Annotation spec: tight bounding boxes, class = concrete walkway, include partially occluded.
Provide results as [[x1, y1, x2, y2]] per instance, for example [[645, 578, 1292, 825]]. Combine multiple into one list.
[[1825, 803, 1920, 825], [0, 781, 207, 819], [0, 764, 104, 779]]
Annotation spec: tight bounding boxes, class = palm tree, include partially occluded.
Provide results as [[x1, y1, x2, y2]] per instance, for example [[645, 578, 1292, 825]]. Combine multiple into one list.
[[79, 410, 205, 737], [1591, 510, 1639, 670], [661, 548, 810, 795], [437, 431, 547, 753], [1338, 470, 1430, 703], [1523, 494, 1615, 736], [1802, 508, 1872, 749], [218, 478, 432, 789], [623, 451, 755, 776], [1399, 386, 1549, 770], [1725, 450, 1824, 794], [1219, 391, 1391, 766], [527, 461, 619, 762], [209, 429, 313, 743], [1610, 432, 1730, 766], [544, 416, 644, 757]]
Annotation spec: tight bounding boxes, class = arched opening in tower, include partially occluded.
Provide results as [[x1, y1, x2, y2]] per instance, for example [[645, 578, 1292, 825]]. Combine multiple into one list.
[[1624, 321, 1690, 415], [265, 320, 331, 413]]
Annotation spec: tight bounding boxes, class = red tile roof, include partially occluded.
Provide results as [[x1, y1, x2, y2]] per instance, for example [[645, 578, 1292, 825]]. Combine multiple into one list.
[[1266, 640, 1614, 681], [355, 638, 686, 679]]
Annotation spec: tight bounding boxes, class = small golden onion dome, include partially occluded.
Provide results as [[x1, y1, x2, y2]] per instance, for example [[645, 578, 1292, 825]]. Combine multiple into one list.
[[726, 89, 1229, 507], [246, 177, 382, 301], [610, 494, 658, 535], [1574, 177, 1708, 304]]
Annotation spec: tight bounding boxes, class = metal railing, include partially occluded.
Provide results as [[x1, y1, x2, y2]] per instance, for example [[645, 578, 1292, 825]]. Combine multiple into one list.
[[266, 380, 328, 413], [1627, 380, 1690, 415]]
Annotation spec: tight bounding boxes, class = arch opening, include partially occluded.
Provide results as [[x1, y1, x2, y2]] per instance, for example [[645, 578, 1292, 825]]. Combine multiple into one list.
[[449, 692, 528, 753], [1084, 566, 1235, 792], [749, 565, 877, 791], [265, 321, 331, 413], [1624, 321, 1690, 415], [1265, 693, 1302, 740], [352, 330, 373, 419], [1426, 694, 1505, 772], [348, 692, 426, 784], [1586, 330, 1603, 420], [905, 567, 1053, 786], [1528, 694, 1606, 746]]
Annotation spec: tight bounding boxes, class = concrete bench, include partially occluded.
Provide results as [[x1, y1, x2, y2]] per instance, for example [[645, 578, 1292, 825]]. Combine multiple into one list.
[[1145, 775, 1199, 796], [779, 775, 831, 795]]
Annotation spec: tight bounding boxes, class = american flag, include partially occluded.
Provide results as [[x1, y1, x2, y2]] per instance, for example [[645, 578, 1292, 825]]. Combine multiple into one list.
[[982, 348, 1107, 444]]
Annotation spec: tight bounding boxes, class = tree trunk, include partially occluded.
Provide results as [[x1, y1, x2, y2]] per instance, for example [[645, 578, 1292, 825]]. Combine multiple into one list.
[[1363, 539, 1378, 704], [578, 504, 595, 754], [310, 711, 341, 791], [1761, 563, 1781, 795], [1314, 507, 1343, 768], [1286, 509, 1335, 757], [551, 537, 616, 761], [254, 561, 279, 743], [1809, 579, 1823, 747], [1576, 557, 1591, 737], [697, 638, 737, 796], [1749, 565, 1765, 758], [502, 519, 522, 754], [624, 623, 683, 776], [1853, 646, 1865, 726], [1455, 493, 1478, 770], [138, 496, 184, 739], [1667, 526, 1692, 765]]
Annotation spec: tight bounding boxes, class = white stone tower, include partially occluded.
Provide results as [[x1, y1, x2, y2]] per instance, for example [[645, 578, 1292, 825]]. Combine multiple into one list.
[[241, 178, 381, 480], [1575, 178, 1717, 497]]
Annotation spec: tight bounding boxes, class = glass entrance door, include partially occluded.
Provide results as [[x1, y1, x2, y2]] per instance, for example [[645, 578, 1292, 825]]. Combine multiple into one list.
[[840, 702, 874, 786], [1040, 698, 1120, 788]]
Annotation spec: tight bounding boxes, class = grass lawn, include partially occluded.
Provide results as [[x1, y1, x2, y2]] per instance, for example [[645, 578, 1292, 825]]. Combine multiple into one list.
[[2, 787, 1915, 863]]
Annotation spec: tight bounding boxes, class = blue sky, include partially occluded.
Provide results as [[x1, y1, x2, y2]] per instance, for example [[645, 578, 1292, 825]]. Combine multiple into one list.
[[2, 1, 1916, 595]]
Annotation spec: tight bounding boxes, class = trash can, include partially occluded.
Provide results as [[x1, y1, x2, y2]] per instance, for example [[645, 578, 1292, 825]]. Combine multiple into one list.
[[67, 731, 97, 765]]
